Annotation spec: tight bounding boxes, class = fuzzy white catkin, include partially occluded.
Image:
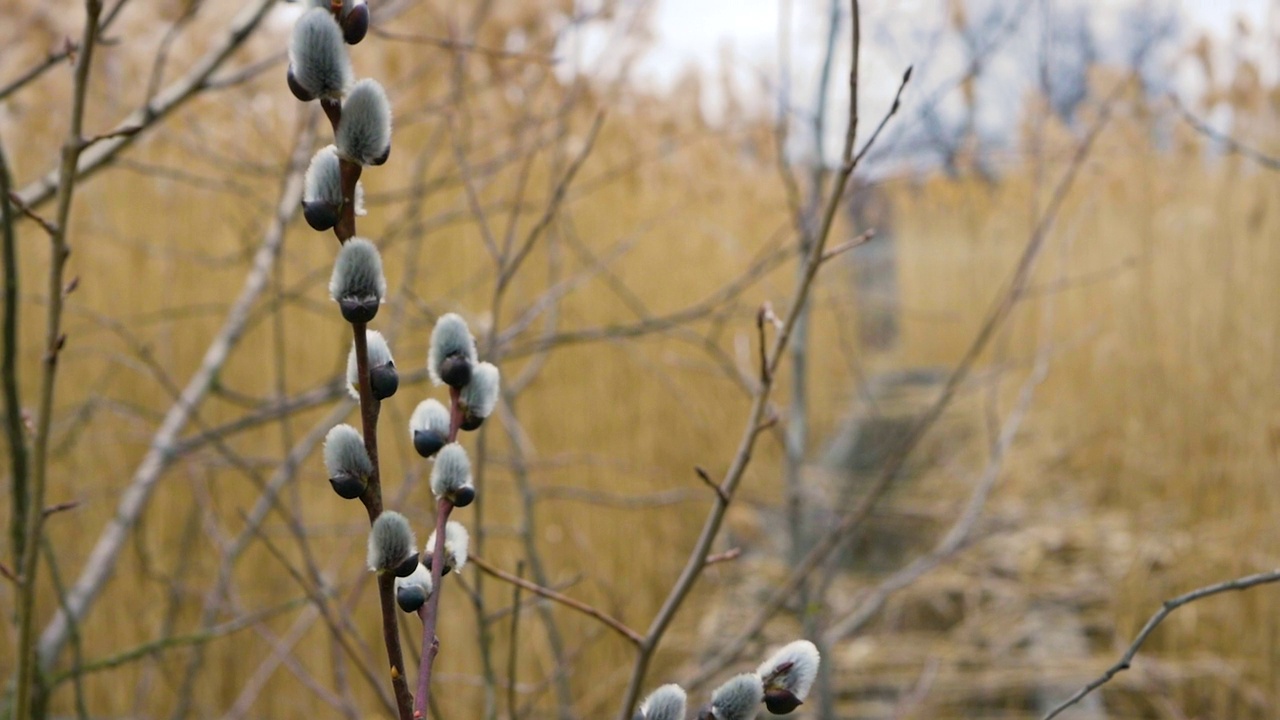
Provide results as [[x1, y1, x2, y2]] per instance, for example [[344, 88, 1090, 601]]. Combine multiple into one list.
[[756, 640, 820, 701], [395, 561, 433, 599], [709, 674, 763, 720], [408, 399, 451, 438], [347, 330, 394, 399], [329, 237, 386, 304], [323, 424, 371, 478], [639, 684, 686, 720], [290, 9, 351, 99], [303, 145, 342, 205], [426, 521, 470, 572], [367, 511, 416, 572], [430, 443, 472, 499], [337, 79, 392, 165], [461, 362, 500, 418], [427, 313, 477, 386]]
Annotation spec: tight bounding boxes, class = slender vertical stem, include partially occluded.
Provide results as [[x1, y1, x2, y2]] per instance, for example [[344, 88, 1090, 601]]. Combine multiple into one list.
[[413, 387, 465, 717], [351, 320, 414, 720], [0, 137, 27, 572], [13, 2, 102, 718]]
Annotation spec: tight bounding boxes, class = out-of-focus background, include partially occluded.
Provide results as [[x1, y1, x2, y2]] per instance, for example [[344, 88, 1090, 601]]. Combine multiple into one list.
[[2, 0, 1279, 718]]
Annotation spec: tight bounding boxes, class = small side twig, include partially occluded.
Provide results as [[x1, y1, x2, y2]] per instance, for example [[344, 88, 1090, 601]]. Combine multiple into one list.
[[694, 466, 728, 505], [469, 554, 644, 647], [1040, 569, 1280, 720]]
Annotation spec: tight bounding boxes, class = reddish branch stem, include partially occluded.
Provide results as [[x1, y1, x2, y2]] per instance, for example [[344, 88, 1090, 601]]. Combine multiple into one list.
[[413, 387, 465, 717]]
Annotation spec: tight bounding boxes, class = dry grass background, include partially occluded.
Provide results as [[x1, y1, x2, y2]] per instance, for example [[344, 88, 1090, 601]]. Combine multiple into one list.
[[2, 2, 1280, 718]]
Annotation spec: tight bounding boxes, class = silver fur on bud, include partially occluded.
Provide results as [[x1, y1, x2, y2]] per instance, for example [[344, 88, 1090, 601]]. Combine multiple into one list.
[[394, 562, 433, 613], [304, 146, 342, 206], [289, 9, 352, 99], [329, 238, 386, 322], [347, 330, 395, 399], [757, 640, 820, 703], [430, 443, 474, 504], [427, 313, 478, 386], [638, 684, 687, 720], [708, 674, 763, 720], [337, 79, 392, 166], [324, 424, 372, 480], [460, 362, 500, 420], [409, 399, 451, 438], [367, 511, 416, 573], [425, 521, 470, 573]]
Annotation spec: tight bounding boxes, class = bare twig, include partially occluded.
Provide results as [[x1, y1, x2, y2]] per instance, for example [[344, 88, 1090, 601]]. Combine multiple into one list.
[[614, 4, 912, 716], [1172, 95, 1280, 171], [13, 1, 103, 716], [38, 120, 313, 669], [1040, 569, 1280, 720], [470, 554, 644, 647]]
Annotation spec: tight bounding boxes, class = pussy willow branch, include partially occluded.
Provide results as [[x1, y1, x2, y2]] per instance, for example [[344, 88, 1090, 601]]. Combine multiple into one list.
[[12, 0, 101, 717], [412, 387, 464, 718], [1040, 569, 1280, 720], [614, 1, 895, 715]]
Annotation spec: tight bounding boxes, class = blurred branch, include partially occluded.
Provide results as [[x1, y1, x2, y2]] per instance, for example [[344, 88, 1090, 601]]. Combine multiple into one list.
[[13, 0, 278, 209], [1041, 569, 1280, 720], [1172, 96, 1280, 172], [470, 554, 644, 646], [37, 119, 313, 670]]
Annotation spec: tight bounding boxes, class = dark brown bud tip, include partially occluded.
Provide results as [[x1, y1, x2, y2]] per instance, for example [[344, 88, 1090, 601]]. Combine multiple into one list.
[[396, 584, 427, 613], [287, 65, 316, 102], [393, 552, 420, 578], [413, 429, 447, 459], [342, 3, 369, 45], [302, 200, 339, 232], [695, 707, 715, 720], [370, 362, 399, 400], [763, 689, 803, 715], [422, 555, 453, 576], [329, 472, 366, 500], [338, 296, 379, 324], [370, 143, 390, 166], [460, 411, 484, 432], [451, 485, 476, 508], [439, 353, 472, 389]]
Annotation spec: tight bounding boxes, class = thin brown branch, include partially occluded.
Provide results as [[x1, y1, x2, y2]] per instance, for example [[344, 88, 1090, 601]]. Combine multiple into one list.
[[6, 191, 57, 235], [470, 554, 643, 647], [1172, 95, 1280, 172], [370, 26, 556, 63], [704, 548, 742, 566], [694, 466, 728, 504], [41, 500, 80, 518], [1041, 569, 1280, 720], [13, 0, 102, 715]]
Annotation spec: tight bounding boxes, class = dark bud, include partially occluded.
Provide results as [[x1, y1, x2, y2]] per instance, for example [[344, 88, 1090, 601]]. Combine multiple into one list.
[[763, 689, 803, 715], [396, 584, 427, 613], [439, 353, 472, 389], [451, 485, 476, 508], [422, 554, 454, 576], [338, 296, 379, 324], [460, 411, 484, 432], [393, 552, 419, 578], [413, 429, 447, 459], [287, 65, 316, 102], [370, 361, 399, 400], [370, 143, 390, 166], [695, 707, 715, 720], [329, 471, 366, 500], [302, 200, 339, 231], [341, 3, 369, 45]]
